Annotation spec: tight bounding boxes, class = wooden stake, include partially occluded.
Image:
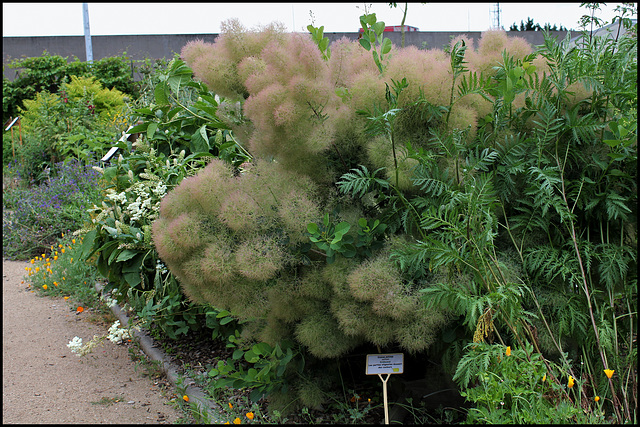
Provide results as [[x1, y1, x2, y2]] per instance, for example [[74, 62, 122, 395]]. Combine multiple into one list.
[[377, 373, 391, 424]]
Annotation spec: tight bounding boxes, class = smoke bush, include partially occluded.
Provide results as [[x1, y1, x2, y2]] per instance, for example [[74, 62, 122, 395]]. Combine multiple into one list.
[[158, 25, 551, 362]]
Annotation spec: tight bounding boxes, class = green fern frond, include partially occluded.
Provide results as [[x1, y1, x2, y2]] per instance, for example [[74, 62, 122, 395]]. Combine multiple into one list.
[[336, 165, 389, 198], [456, 71, 492, 102], [596, 243, 634, 291], [464, 147, 499, 172], [604, 191, 632, 221], [452, 342, 493, 388]]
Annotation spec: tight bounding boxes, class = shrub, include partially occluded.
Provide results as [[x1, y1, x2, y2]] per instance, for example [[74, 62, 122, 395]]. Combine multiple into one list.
[[163, 10, 636, 422]]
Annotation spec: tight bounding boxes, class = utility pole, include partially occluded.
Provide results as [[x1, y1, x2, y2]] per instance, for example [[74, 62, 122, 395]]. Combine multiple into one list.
[[491, 3, 502, 30], [83, 3, 93, 63]]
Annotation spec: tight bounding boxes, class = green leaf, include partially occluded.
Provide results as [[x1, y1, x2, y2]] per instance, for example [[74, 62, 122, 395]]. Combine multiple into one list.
[[154, 83, 169, 105], [115, 249, 138, 262], [381, 37, 392, 55], [146, 122, 158, 140], [373, 21, 386, 36], [307, 223, 319, 234], [359, 38, 372, 51], [190, 125, 210, 152], [219, 316, 235, 325], [341, 244, 357, 258], [244, 350, 259, 364], [254, 342, 272, 355], [366, 13, 378, 25]]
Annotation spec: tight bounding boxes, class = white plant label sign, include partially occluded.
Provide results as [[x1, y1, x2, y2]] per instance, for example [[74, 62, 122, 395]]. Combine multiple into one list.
[[365, 353, 404, 375]]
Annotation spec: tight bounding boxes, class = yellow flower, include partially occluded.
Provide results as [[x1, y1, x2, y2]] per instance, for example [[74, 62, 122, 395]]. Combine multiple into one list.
[[54, 256, 58, 261], [63, 277, 66, 281], [568, 376, 574, 388], [41, 253, 45, 258], [72, 239, 76, 244], [35, 267, 40, 273], [61, 233, 64, 237], [46, 258, 50, 262], [542, 374, 546, 382], [228, 403, 233, 409], [30, 259, 35, 264], [70, 258, 73, 263], [183, 395, 189, 402], [43, 284, 48, 290], [64, 296, 70, 300], [61, 248, 65, 254], [246, 412, 254, 420], [233, 418, 241, 424], [604, 369, 614, 379], [505, 346, 511, 356], [54, 282, 58, 287], [594, 395, 600, 402], [59, 244, 63, 248]]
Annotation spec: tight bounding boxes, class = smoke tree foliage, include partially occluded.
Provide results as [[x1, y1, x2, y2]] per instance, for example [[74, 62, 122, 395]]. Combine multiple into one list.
[[153, 11, 636, 420]]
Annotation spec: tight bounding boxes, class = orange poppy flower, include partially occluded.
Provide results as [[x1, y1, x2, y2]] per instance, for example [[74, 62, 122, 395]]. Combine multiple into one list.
[[604, 369, 614, 379], [594, 396, 600, 402], [183, 395, 189, 402], [233, 418, 241, 424], [568, 376, 574, 388], [246, 412, 254, 420], [505, 346, 511, 356], [77, 306, 84, 313], [42, 284, 48, 290]]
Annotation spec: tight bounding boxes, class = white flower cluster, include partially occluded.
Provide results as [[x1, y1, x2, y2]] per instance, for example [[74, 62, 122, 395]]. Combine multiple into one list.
[[104, 179, 166, 226], [107, 320, 133, 344], [156, 259, 168, 274], [67, 335, 103, 356], [105, 189, 127, 204], [100, 293, 118, 308], [67, 336, 83, 355]]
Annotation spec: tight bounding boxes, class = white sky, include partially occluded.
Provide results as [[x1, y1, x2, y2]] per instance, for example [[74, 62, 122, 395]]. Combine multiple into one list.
[[2, 3, 630, 37]]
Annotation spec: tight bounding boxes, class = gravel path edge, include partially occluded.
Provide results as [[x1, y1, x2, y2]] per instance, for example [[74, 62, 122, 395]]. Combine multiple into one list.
[[94, 282, 225, 423]]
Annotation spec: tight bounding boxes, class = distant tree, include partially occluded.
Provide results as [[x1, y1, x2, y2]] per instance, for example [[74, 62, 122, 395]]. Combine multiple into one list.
[[509, 17, 567, 31]]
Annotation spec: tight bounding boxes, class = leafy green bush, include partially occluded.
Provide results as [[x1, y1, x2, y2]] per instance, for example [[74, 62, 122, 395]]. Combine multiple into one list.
[[15, 76, 126, 178], [76, 57, 246, 340], [3, 51, 139, 124], [153, 8, 636, 421]]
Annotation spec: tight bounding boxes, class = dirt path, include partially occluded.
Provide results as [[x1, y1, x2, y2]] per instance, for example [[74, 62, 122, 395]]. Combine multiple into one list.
[[2, 259, 183, 424]]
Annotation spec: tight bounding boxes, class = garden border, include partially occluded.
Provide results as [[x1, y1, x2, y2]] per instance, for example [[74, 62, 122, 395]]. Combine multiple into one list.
[[94, 281, 224, 422]]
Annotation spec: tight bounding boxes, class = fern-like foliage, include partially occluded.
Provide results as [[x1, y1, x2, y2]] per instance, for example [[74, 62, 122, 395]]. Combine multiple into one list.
[[452, 342, 494, 388], [336, 165, 389, 198], [523, 245, 581, 290]]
